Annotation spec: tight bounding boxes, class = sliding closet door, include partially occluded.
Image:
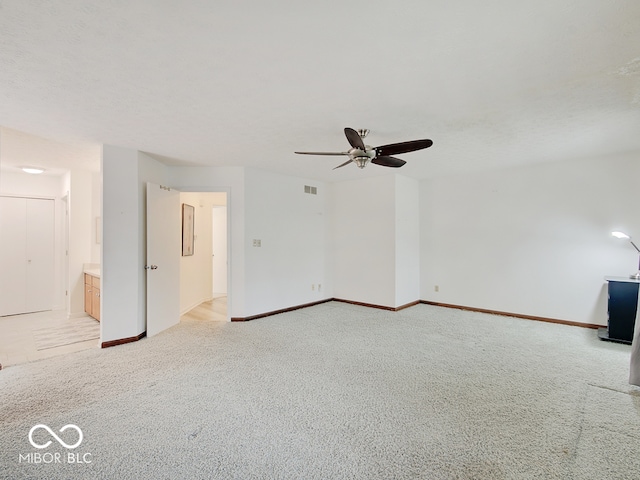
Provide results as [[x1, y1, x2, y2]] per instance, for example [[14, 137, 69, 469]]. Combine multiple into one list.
[[25, 198, 55, 312], [0, 197, 54, 316]]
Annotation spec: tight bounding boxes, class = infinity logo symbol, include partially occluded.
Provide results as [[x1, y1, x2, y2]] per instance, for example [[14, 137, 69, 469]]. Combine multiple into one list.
[[28, 424, 83, 449]]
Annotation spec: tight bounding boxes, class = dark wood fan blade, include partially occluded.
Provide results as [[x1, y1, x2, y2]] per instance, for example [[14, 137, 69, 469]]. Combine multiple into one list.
[[375, 139, 432, 156], [295, 151, 349, 156], [371, 156, 406, 168], [333, 159, 354, 170], [344, 127, 365, 150]]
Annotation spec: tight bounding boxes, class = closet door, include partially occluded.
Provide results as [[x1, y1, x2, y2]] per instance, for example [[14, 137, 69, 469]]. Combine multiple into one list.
[[25, 198, 55, 312], [0, 197, 54, 316]]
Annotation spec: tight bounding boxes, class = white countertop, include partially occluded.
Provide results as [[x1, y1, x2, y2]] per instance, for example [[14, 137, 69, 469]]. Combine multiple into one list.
[[605, 275, 640, 284], [84, 268, 101, 278]]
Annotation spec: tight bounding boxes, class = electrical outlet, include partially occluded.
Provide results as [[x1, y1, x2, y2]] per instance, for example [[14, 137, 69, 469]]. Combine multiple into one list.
[[311, 284, 315, 291], [318, 284, 322, 292], [252, 239, 261, 247], [434, 285, 439, 292]]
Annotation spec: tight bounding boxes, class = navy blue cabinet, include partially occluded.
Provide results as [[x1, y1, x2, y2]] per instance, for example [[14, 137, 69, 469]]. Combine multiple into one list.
[[598, 277, 640, 345]]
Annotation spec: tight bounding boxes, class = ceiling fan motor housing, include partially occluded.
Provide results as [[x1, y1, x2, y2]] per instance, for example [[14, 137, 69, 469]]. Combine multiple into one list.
[[349, 146, 376, 168]]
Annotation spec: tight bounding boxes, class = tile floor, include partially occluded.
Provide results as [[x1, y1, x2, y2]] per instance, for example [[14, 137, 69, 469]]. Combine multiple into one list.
[[0, 310, 100, 369], [0, 296, 228, 369]]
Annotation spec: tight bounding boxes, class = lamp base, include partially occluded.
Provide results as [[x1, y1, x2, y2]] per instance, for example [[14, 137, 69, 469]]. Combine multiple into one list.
[[630, 272, 640, 280]]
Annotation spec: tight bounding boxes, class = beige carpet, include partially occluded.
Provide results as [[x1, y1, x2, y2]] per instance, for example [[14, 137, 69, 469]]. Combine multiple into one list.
[[1, 301, 639, 479]]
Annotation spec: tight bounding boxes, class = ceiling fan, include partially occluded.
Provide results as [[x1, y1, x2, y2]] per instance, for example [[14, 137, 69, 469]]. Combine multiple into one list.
[[295, 127, 433, 170]]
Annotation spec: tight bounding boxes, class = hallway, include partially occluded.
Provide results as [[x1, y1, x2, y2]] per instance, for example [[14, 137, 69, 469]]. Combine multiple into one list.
[[180, 296, 227, 323]]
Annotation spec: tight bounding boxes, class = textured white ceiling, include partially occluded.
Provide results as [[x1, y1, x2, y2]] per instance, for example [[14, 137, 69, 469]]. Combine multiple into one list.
[[0, 0, 639, 182]]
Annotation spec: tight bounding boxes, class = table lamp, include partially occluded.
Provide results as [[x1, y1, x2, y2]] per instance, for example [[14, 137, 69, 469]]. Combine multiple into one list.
[[611, 231, 640, 279]]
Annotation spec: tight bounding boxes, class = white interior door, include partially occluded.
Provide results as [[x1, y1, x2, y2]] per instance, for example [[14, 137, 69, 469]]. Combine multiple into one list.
[[26, 198, 55, 312], [146, 183, 180, 337]]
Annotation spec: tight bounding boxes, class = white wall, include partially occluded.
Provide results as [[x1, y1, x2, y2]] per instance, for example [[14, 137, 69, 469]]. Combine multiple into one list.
[[0, 171, 62, 197], [212, 205, 228, 295], [91, 172, 102, 264], [420, 152, 640, 325], [101, 145, 140, 342], [243, 168, 330, 317], [330, 175, 397, 307], [330, 174, 422, 309], [395, 175, 420, 307], [64, 169, 93, 316]]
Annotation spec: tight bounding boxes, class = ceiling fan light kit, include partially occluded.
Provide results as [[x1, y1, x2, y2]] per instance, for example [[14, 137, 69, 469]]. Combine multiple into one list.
[[295, 127, 433, 170]]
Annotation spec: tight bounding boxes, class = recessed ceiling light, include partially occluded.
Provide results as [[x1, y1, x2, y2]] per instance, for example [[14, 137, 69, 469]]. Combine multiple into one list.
[[21, 166, 45, 174]]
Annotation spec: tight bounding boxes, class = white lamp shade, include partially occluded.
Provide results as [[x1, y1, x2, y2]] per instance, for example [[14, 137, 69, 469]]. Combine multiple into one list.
[[611, 231, 630, 239]]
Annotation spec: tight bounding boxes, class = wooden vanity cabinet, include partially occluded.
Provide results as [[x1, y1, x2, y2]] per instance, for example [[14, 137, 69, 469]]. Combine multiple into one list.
[[84, 273, 101, 321]]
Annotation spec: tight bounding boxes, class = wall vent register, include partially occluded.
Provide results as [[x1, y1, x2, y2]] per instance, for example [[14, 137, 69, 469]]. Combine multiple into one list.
[[304, 185, 317, 195]]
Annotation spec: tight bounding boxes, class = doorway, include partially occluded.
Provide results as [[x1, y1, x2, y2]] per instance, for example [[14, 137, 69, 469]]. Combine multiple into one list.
[[178, 191, 229, 323], [146, 186, 230, 337]]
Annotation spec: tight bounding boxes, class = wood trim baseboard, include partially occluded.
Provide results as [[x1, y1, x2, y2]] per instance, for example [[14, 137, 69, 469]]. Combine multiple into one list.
[[420, 301, 603, 329], [333, 298, 396, 311], [230, 298, 334, 322], [97, 300, 597, 344], [101, 331, 147, 349], [333, 298, 420, 312], [232, 298, 421, 321]]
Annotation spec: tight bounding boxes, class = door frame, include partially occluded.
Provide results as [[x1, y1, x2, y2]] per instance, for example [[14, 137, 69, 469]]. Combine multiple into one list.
[[61, 194, 70, 315], [211, 204, 228, 297]]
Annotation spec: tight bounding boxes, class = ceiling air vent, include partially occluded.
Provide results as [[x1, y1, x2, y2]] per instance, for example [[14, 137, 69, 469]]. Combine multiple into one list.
[[304, 185, 317, 195]]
